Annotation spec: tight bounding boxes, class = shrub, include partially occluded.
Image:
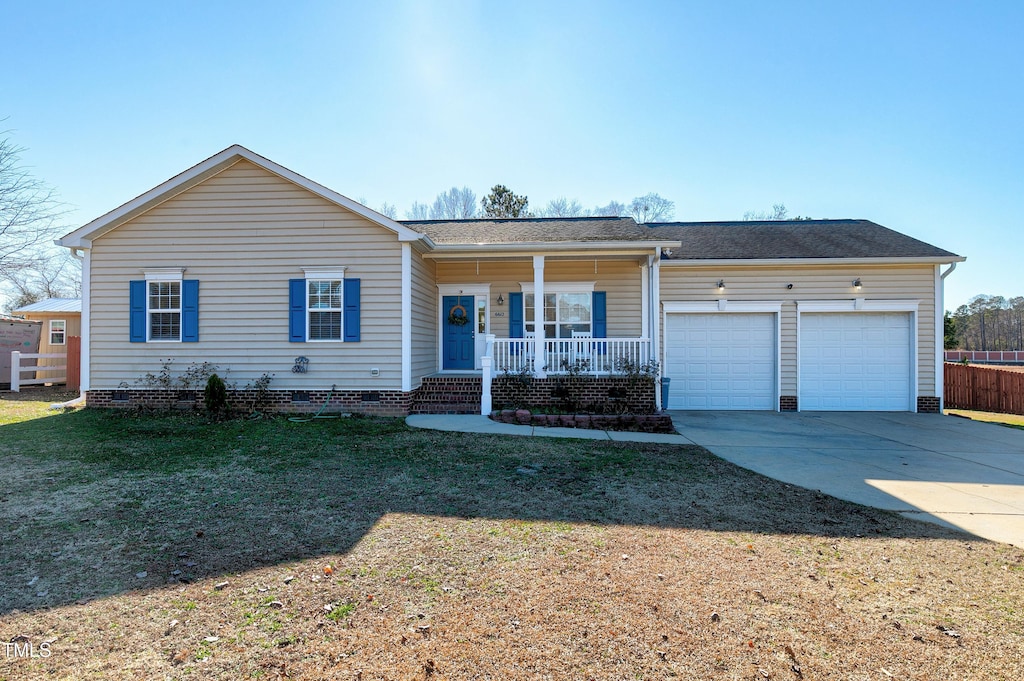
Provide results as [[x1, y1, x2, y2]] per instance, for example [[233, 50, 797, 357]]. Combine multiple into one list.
[[204, 373, 229, 419]]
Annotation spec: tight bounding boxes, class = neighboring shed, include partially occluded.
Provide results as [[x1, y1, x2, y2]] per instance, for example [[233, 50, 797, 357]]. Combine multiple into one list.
[[12, 298, 82, 386]]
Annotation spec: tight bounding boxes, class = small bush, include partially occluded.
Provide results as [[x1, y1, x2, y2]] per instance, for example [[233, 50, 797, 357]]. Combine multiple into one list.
[[204, 373, 229, 418]]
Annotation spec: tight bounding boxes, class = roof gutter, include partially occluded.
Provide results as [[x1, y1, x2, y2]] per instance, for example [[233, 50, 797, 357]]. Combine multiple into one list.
[[423, 240, 681, 258], [940, 261, 958, 279], [661, 256, 966, 267]]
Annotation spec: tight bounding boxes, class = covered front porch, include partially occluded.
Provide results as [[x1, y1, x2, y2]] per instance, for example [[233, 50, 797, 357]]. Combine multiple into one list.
[[424, 250, 664, 414]]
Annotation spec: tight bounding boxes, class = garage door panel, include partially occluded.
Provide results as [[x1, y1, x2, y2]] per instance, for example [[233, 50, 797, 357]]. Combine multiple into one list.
[[800, 312, 911, 411], [665, 313, 776, 410]]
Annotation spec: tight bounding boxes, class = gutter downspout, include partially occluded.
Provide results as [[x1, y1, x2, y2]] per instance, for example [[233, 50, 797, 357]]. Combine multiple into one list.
[[936, 262, 958, 411]]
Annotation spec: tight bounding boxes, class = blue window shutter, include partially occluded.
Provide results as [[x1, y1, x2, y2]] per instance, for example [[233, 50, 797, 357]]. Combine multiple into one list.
[[129, 280, 146, 342], [289, 279, 306, 342], [344, 278, 361, 342], [509, 292, 524, 338], [592, 291, 607, 355], [182, 280, 199, 342], [593, 291, 607, 337]]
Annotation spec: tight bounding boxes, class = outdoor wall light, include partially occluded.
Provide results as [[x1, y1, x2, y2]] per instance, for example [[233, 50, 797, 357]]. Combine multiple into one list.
[[853, 278, 863, 290], [497, 294, 505, 305], [716, 280, 726, 291]]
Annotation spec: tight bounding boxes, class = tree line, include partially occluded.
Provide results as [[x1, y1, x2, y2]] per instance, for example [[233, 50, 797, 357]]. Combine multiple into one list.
[[388, 185, 677, 222], [945, 295, 1024, 350]]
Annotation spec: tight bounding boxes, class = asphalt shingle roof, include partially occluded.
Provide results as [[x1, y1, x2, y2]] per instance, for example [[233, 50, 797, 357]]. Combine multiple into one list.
[[647, 220, 960, 260], [402, 216, 671, 245]]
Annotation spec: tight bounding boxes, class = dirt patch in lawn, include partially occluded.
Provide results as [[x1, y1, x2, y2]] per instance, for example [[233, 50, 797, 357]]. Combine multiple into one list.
[[1, 403, 1023, 679]]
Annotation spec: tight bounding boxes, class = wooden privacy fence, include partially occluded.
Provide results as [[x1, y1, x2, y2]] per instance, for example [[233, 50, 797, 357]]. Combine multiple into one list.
[[945, 362, 1024, 415]]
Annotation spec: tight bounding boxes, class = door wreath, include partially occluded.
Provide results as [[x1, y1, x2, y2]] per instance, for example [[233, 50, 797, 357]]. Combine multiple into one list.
[[447, 303, 470, 326]]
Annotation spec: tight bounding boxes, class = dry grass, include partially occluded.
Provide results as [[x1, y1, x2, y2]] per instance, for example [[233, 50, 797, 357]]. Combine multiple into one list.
[[946, 409, 1024, 430], [2, 388, 1023, 679]]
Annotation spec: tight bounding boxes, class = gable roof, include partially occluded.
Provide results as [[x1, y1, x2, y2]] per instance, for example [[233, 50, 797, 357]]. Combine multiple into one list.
[[13, 298, 82, 314], [403, 216, 677, 247], [648, 220, 963, 262], [57, 145, 429, 248]]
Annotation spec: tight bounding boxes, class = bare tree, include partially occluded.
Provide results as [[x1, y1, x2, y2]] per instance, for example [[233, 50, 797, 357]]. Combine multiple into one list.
[[405, 201, 429, 220], [628, 193, 675, 223], [743, 203, 813, 220], [540, 197, 590, 218], [592, 200, 627, 217], [430, 186, 478, 219], [377, 202, 397, 219], [0, 133, 70, 281], [3, 250, 80, 312]]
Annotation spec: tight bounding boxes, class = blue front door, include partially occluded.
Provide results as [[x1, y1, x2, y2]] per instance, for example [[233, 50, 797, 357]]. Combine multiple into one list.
[[443, 295, 476, 370]]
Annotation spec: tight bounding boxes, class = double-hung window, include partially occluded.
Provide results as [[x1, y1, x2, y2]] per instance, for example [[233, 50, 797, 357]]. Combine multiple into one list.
[[129, 268, 199, 343], [524, 291, 593, 339], [49, 320, 66, 345], [289, 268, 361, 343], [307, 279, 343, 341], [510, 283, 606, 342], [149, 280, 182, 341]]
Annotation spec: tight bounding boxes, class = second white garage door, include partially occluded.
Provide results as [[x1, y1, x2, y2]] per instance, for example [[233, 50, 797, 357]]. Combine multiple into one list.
[[664, 313, 776, 410], [800, 312, 912, 411]]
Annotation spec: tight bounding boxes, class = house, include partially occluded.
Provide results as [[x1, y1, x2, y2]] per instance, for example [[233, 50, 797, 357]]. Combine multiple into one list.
[[10, 298, 81, 387], [56, 145, 963, 415]]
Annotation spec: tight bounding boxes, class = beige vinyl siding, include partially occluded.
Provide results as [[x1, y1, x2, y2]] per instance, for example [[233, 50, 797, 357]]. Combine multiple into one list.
[[409, 252, 437, 386], [89, 160, 404, 390], [21, 312, 81, 377], [659, 264, 937, 398], [435, 257, 645, 338]]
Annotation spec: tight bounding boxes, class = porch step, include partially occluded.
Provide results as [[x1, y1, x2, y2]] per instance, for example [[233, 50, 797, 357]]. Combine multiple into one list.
[[409, 375, 483, 415]]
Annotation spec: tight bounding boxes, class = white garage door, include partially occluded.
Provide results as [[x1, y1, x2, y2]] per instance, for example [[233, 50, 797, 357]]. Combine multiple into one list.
[[664, 313, 776, 410], [800, 312, 912, 411]]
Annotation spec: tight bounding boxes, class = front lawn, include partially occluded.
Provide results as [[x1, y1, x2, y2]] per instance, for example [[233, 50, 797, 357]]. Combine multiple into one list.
[[1, 389, 1022, 679]]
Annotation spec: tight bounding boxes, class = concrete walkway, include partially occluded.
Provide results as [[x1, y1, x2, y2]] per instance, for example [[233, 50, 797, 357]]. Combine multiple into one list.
[[407, 411, 1024, 547], [405, 414, 694, 444], [669, 410, 1024, 546]]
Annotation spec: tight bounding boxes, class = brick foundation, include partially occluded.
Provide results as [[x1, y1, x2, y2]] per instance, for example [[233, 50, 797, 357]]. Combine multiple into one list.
[[86, 389, 413, 417], [916, 396, 941, 413], [779, 395, 798, 411], [491, 376, 657, 414]]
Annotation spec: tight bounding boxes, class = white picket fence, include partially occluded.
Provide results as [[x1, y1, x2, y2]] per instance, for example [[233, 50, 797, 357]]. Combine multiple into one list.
[[9, 351, 67, 391]]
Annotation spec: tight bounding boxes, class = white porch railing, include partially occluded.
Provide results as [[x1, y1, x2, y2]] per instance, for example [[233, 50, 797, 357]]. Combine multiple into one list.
[[481, 336, 652, 415], [489, 337, 652, 376], [9, 351, 67, 392]]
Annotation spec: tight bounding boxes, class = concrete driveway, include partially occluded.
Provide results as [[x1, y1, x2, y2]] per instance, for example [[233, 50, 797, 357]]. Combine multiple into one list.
[[668, 410, 1024, 546]]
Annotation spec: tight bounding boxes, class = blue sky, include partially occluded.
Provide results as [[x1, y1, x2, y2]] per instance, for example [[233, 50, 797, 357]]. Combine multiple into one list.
[[3, 0, 1021, 310]]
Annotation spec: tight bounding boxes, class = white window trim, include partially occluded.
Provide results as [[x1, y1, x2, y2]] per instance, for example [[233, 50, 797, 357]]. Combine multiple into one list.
[[49, 319, 66, 346], [518, 281, 595, 294], [303, 267, 347, 343], [795, 299, 919, 412], [142, 269, 185, 343], [519, 282, 596, 338], [143, 267, 185, 282]]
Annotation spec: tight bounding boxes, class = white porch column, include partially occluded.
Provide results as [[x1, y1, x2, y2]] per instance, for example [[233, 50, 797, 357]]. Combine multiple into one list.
[[652, 253, 661, 409], [641, 258, 650, 339], [401, 243, 412, 392], [533, 255, 546, 378]]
